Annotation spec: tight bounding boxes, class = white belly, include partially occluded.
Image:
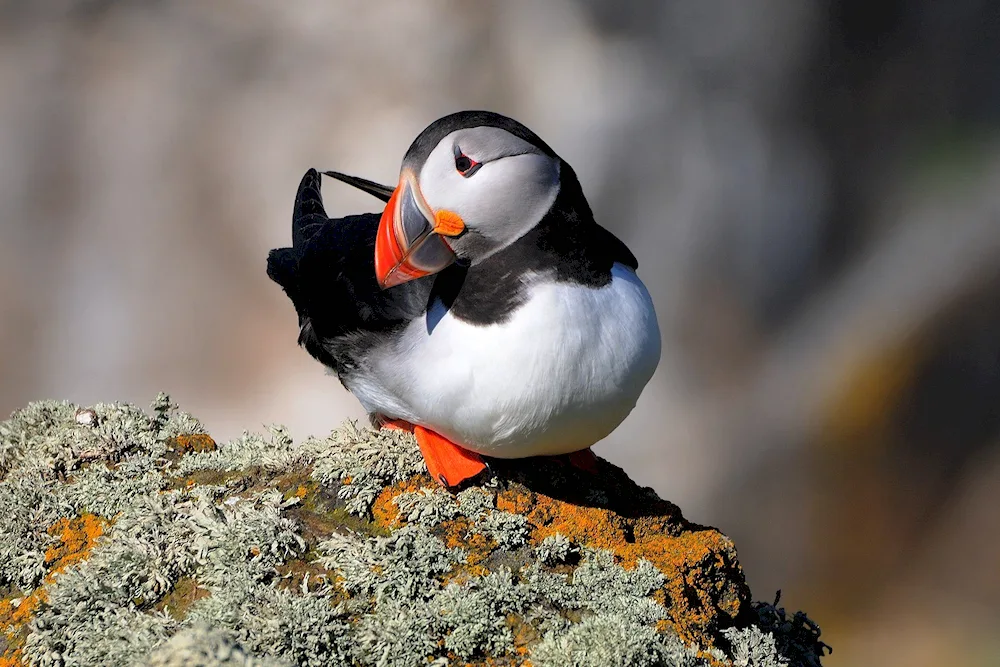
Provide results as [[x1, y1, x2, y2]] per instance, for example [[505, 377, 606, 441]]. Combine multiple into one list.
[[345, 263, 661, 457]]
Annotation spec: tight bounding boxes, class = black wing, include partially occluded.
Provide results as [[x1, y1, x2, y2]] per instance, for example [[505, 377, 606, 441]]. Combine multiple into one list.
[[592, 224, 638, 271], [267, 169, 431, 370]]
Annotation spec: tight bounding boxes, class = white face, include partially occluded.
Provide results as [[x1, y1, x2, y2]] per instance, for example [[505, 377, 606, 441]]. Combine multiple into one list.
[[413, 127, 561, 261]]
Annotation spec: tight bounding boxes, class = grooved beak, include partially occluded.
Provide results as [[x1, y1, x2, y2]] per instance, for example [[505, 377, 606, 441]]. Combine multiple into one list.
[[375, 171, 465, 289]]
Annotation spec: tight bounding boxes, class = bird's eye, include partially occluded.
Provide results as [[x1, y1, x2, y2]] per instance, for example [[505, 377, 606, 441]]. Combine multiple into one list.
[[453, 146, 481, 177]]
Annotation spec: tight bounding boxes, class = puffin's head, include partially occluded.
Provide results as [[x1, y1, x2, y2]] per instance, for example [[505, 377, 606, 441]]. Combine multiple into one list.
[[330, 111, 563, 288]]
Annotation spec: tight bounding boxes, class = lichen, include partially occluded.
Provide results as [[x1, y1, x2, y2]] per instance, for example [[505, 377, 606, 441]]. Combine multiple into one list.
[[305, 422, 426, 516], [723, 626, 787, 667], [0, 396, 829, 666], [534, 533, 576, 566], [391, 487, 462, 528], [488, 470, 750, 643], [183, 565, 352, 666], [146, 625, 285, 667], [722, 593, 830, 667], [531, 614, 711, 667], [43, 515, 108, 576], [172, 426, 299, 476]]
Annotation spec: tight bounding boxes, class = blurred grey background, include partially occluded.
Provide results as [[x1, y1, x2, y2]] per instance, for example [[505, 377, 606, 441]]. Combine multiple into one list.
[[2, 1, 999, 665]]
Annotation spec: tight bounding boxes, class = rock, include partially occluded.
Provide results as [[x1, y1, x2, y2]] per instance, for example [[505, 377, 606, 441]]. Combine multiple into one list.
[[0, 396, 829, 666]]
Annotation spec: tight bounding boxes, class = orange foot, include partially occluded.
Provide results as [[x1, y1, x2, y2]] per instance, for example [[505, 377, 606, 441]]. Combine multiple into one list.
[[567, 448, 600, 474], [376, 416, 486, 488], [414, 426, 487, 488]]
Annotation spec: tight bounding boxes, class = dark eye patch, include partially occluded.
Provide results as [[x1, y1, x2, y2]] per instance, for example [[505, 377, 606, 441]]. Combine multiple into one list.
[[453, 145, 482, 177]]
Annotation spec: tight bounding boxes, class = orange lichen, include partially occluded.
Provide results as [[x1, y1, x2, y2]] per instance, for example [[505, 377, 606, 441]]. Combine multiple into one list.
[[1, 514, 110, 665], [496, 486, 745, 643], [440, 520, 494, 567], [0, 591, 43, 629], [171, 433, 217, 455], [370, 478, 427, 529], [1, 588, 46, 666], [44, 514, 107, 577], [339, 455, 748, 648]]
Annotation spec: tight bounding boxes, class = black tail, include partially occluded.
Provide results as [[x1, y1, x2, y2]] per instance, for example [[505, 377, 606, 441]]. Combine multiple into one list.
[[292, 168, 329, 249], [267, 169, 329, 306], [267, 168, 400, 336], [266, 168, 423, 375]]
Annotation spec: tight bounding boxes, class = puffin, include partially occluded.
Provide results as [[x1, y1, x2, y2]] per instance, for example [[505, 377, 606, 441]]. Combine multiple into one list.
[[267, 111, 661, 487]]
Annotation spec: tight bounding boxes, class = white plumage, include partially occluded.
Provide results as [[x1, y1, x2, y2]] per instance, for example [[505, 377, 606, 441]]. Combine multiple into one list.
[[345, 263, 661, 458]]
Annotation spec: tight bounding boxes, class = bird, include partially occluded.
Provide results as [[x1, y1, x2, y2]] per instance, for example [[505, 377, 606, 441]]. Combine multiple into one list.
[[267, 110, 661, 488]]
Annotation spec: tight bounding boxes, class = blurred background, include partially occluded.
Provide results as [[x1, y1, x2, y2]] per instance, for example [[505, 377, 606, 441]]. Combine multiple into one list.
[[2, 1, 999, 664]]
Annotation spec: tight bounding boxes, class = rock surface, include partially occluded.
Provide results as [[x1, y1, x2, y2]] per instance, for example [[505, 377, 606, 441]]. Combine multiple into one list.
[[0, 397, 828, 666]]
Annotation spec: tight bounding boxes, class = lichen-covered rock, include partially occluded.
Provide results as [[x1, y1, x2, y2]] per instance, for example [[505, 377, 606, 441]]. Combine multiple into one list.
[[0, 397, 829, 667]]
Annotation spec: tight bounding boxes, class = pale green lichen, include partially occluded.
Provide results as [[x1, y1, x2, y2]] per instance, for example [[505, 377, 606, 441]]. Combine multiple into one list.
[[0, 396, 202, 594], [532, 614, 713, 667], [0, 475, 70, 590], [316, 517, 681, 664], [318, 524, 520, 662], [0, 397, 829, 667], [472, 508, 530, 549], [63, 458, 167, 519], [318, 525, 461, 603], [534, 532, 576, 565], [392, 488, 461, 527], [305, 423, 425, 516], [723, 626, 787, 667], [184, 566, 352, 667], [455, 488, 530, 547], [150, 392, 206, 441], [146, 625, 287, 667], [172, 427, 299, 476], [454, 487, 495, 518], [392, 485, 530, 548], [722, 593, 830, 667]]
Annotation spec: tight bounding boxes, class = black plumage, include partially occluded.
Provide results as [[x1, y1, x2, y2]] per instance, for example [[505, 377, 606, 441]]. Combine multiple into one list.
[[266, 169, 432, 377]]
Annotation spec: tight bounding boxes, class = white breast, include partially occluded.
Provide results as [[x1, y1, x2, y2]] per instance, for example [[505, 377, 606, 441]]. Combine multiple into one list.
[[345, 263, 661, 458]]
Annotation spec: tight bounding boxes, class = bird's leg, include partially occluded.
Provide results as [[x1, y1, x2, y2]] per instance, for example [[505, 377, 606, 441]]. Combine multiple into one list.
[[412, 425, 487, 488], [375, 415, 486, 487], [482, 458, 508, 491], [566, 448, 600, 474]]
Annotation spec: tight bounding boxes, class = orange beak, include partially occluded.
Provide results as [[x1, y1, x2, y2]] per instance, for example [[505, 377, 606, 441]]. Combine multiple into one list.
[[375, 171, 465, 289]]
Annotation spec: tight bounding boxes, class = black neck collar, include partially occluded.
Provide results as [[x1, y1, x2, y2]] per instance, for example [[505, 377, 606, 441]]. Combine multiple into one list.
[[430, 163, 637, 326]]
